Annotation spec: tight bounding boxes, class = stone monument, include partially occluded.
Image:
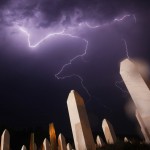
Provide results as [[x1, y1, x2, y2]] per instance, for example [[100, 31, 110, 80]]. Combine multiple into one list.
[[120, 59, 150, 143], [102, 119, 117, 144], [49, 123, 57, 150], [58, 133, 67, 150], [96, 135, 105, 147], [136, 110, 150, 143], [30, 133, 34, 150], [67, 90, 96, 150], [1, 129, 10, 150], [21, 145, 27, 150], [43, 138, 51, 150], [66, 143, 72, 150]]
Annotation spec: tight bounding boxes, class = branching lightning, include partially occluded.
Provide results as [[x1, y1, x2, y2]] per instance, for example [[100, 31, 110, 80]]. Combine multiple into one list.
[[17, 14, 136, 97], [113, 14, 131, 22], [122, 39, 130, 59], [18, 25, 91, 96], [114, 14, 137, 93], [85, 14, 136, 29], [54, 36, 91, 97], [56, 74, 91, 97], [133, 14, 137, 23], [115, 80, 128, 93], [114, 38, 130, 93], [19, 27, 65, 48]]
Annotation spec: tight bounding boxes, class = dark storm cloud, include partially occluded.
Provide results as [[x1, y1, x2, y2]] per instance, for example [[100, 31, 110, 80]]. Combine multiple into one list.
[[31, 0, 150, 27], [0, 0, 150, 28], [0, 0, 150, 146], [0, 0, 37, 26], [0, 0, 9, 6]]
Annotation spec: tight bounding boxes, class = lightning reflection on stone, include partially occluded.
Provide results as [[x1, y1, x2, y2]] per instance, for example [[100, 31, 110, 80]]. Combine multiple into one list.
[[17, 14, 136, 98]]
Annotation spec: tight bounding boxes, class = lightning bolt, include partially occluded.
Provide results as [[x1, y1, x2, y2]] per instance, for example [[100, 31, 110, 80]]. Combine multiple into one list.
[[19, 27, 65, 48], [133, 14, 137, 23], [114, 39, 130, 93], [85, 14, 136, 29], [56, 74, 91, 97], [115, 80, 128, 93], [113, 14, 131, 22], [54, 36, 91, 97], [17, 14, 136, 98], [114, 14, 136, 93], [114, 38, 130, 93], [17, 26, 91, 97], [122, 39, 130, 59]]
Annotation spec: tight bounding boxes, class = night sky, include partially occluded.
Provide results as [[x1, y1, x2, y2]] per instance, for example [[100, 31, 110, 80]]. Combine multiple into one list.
[[0, 0, 150, 140]]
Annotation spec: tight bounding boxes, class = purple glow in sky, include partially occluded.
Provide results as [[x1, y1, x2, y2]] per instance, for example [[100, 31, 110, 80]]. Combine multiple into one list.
[[0, 2, 150, 148], [15, 14, 135, 97]]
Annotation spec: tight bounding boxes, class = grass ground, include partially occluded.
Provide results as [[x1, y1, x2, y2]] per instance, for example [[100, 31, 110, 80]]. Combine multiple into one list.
[[97, 141, 150, 150]]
